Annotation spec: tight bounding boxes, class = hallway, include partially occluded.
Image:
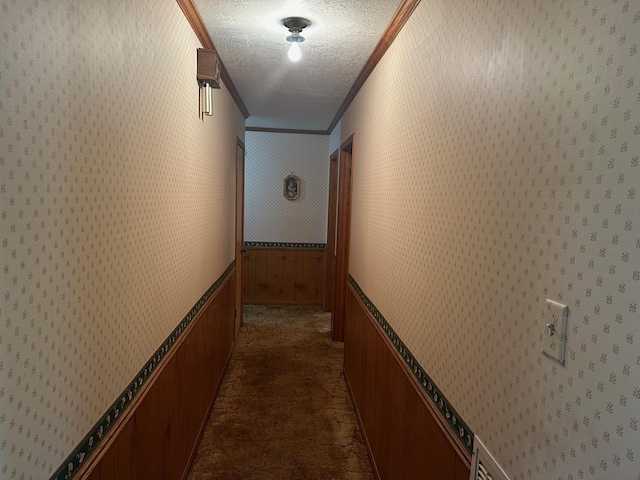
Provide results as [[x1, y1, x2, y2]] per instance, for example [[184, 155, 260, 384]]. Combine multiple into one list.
[[3, 1, 639, 479], [187, 306, 374, 480]]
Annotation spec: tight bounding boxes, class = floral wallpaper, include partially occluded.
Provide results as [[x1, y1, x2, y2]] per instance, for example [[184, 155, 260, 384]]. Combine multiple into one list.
[[340, 0, 640, 478], [0, 0, 244, 478], [244, 131, 329, 244]]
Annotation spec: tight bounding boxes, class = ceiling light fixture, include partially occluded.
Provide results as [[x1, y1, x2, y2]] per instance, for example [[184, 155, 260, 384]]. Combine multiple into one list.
[[283, 17, 310, 62]]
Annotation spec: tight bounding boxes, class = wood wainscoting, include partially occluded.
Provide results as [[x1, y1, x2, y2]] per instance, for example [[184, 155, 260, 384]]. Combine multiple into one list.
[[242, 247, 325, 305], [80, 269, 236, 480], [344, 283, 471, 480]]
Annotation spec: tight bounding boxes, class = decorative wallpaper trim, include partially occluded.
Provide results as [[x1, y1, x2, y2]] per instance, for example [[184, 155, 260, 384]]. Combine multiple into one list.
[[51, 262, 236, 480], [348, 275, 474, 455], [244, 241, 327, 249]]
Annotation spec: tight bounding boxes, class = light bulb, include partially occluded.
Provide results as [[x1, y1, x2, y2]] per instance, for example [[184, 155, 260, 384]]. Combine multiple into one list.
[[288, 42, 301, 62]]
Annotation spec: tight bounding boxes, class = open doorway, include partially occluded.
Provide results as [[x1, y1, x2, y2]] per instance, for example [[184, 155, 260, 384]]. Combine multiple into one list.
[[234, 138, 245, 338], [324, 149, 339, 313], [331, 135, 354, 342]]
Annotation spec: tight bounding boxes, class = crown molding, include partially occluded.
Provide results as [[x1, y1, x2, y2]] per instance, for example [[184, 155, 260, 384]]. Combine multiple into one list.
[[327, 0, 421, 133], [246, 126, 329, 136]]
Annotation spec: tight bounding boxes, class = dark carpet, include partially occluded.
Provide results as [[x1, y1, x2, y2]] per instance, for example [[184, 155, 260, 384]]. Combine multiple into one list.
[[187, 305, 375, 480]]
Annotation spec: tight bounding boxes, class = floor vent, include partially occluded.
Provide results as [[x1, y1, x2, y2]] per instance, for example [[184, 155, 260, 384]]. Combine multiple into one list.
[[469, 437, 511, 480]]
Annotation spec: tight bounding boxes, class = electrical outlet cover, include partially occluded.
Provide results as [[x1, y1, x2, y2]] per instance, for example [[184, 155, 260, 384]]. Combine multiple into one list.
[[543, 299, 568, 365]]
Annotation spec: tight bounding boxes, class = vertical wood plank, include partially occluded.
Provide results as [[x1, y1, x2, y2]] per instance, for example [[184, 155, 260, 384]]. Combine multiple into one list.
[[243, 250, 256, 302], [294, 250, 305, 301], [85, 467, 100, 480], [211, 294, 222, 382], [377, 336, 395, 480], [454, 454, 470, 480], [355, 293, 367, 420], [343, 288, 358, 389], [401, 378, 418, 480], [266, 249, 284, 302], [419, 400, 445, 480], [254, 249, 268, 302], [363, 316, 379, 458], [442, 440, 457, 480], [388, 365, 408, 480], [315, 251, 325, 304], [302, 250, 318, 303], [166, 351, 187, 480], [131, 374, 165, 480], [98, 445, 114, 480], [282, 249, 297, 302], [112, 418, 132, 479]]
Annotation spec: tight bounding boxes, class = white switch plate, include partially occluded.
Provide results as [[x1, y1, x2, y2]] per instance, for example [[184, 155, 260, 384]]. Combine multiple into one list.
[[543, 299, 568, 365]]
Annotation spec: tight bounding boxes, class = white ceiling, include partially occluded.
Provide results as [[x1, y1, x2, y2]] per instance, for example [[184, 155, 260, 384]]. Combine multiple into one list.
[[193, 0, 404, 131]]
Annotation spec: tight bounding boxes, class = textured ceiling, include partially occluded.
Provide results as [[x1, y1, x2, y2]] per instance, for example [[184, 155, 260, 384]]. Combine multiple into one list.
[[193, 0, 403, 131]]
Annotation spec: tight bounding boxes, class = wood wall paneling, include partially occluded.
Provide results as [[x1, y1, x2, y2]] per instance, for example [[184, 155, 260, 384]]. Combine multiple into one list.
[[266, 249, 284, 302], [86, 466, 99, 480], [242, 248, 325, 305], [112, 418, 133, 479], [401, 379, 418, 480], [442, 442, 457, 480], [282, 249, 297, 302], [315, 252, 325, 304], [344, 284, 471, 480], [79, 270, 236, 480], [98, 447, 114, 480], [302, 250, 319, 303], [455, 454, 471, 480], [254, 249, 268, 302], [243, 249, 257, 302]]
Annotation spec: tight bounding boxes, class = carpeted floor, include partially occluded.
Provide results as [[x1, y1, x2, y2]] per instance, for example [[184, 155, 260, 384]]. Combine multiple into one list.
[[186, 305, 375, 480]]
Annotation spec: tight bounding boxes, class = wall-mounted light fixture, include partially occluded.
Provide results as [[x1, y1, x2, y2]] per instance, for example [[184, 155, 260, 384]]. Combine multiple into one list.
[[200, 82, 213, 116], [197, 48, 221, 118], [283, 17, 310, 62]]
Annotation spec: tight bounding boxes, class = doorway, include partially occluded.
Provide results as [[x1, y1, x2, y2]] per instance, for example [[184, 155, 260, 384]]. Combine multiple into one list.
[[331, 136, 354, 342], [324, 149, 339, 313], [234, 138, 245, 338]]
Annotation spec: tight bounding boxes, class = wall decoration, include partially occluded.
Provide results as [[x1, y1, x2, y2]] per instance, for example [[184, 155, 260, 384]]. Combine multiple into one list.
[[284, 174, 300, 200]]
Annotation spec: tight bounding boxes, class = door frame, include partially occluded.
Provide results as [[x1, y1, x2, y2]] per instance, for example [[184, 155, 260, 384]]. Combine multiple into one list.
[[234, 137, 245, 338], [331, 135, 354, 342], [324, 149, 339, 312]]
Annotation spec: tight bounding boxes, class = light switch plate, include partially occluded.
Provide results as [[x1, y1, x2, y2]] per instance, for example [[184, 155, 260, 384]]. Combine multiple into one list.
[[543, 299, 568, 365]]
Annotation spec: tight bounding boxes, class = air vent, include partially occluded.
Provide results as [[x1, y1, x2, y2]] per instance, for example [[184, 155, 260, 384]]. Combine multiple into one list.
[[469, 437, 511, 480]]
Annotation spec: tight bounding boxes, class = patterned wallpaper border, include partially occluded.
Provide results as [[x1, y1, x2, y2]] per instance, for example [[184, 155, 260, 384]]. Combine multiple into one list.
[[51, 262, 236, 480], [348, 275, 474, 455], [244, 241, 327, 249]]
